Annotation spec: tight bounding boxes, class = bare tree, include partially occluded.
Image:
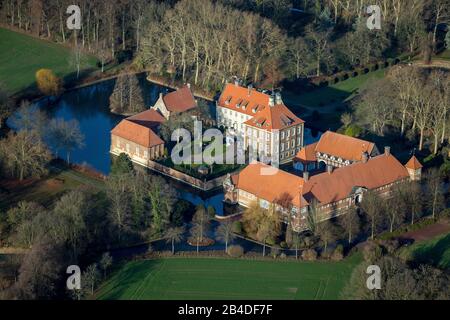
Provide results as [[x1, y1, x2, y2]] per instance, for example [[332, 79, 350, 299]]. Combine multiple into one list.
[[216, 221, 235, 253], [340, 206, 360, 244], [165, 226, 185, 254], [360, 191, 384, 240], [0, 130, 51, 180], [47, 118, 85, 163], [425, 169, 445, 219]]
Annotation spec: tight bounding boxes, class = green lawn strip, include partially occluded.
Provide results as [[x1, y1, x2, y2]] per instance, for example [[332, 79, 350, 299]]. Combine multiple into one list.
[[399, 233, 450, 270], [0, 167, 104, 212], [0, 28, 98, 95], [284, 69, 386, 109], [96, 254, 362, 300], [436, 49, 450, 61]]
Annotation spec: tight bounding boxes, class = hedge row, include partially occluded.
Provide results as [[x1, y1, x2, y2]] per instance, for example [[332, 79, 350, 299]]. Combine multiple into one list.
[[312, 58, 401, 87]]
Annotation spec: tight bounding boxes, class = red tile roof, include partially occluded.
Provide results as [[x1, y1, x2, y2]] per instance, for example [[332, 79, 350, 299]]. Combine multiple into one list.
[[232, 154, 410, 208], [111, 119, 164, 148], [295, 142, 318, 162], [235, 161, 306, 208], [127, 109, 166, 128], [162, 85, 197, 113], [218, 83, 304, 130], [315, 131, 376, 162], [302, 154, 409, 205], [405, 156, 423, 170]]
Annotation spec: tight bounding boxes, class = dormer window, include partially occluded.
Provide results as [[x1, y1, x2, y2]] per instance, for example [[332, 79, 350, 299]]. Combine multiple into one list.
[[225, 96, 232, 105], [236, 99, 243, 108]]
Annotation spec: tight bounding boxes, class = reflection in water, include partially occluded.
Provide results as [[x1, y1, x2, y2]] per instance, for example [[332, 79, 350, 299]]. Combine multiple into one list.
[[9, 75, 321, 216]]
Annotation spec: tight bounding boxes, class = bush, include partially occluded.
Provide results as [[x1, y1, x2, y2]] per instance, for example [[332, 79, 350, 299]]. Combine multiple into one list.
[[280, 241, 288, 248], [116, 50, 133, 64], [36, 68, 63, 96], [334, 77, 340, 84], [344, 124, 363, 137], [341, 73, 349, 81], [331, 245, 344, 261], [232, 221, 242, 234], [271, 247, 280, 258], [227, 245, 244, 258], [303, 236, 315, 248], [362, 242, 383, 263], [352, 71, 359, 77], [379, 239, 400, 254], [371, 64, 379, 71], [302, 249, 318, 261]]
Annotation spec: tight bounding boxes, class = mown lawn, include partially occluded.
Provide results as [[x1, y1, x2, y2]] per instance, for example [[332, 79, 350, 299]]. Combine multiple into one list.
[[96, 254, 362, 300], [0, 28, 98, 95], [284, 69, 386, 108], [399, 233, 450, 270]]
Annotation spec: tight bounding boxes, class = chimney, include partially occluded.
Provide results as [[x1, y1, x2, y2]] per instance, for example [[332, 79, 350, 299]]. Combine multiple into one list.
[[327, 165, 333, 174], [303, 171, 309, 182], [234, 78, 239, 87], [384, 146, 391, 156], [275, 92, 283, 105], [362, 152, 369, 163], [247, 84, 253, 96], [269, 95, 275, 107]]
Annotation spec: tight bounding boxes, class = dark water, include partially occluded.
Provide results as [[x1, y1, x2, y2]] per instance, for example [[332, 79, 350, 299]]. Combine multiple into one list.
[[8, 75, 321, 216], [31, 75, 182, 175]]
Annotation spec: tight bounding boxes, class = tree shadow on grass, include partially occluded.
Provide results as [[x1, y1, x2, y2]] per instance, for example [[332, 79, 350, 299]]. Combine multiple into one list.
[[97, 260, 164, 300], [410, 234, 450, 270]]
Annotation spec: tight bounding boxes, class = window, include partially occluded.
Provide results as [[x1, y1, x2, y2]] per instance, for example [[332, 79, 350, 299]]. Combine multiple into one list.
[[136, 146, 139, 156], [292, 128, 296, 135], [281, 143, 284, 152], [298, 137, 301, 146], [281, 132, 285, 139], [126, 144, 130, 152], [116, 139, 120, 148], [287, 130, 290, 138], [260, 199, 270, 209], [286, 141, 290, 149], [298, 126, 302, 134], [292, 139, 295, 147]]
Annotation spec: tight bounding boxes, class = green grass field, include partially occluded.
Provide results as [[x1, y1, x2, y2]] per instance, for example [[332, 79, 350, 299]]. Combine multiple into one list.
[[96, 254, 362, 300], [399, 233, 450, 270], [284, 69, 386, 108], [0, 28, 98, 95]]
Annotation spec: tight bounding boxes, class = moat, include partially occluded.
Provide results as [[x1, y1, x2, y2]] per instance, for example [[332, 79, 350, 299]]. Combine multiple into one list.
[[9, 75, 321, 215]]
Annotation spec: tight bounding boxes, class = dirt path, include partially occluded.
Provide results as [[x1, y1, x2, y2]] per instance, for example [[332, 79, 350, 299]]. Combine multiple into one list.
[[400, 220, 450, 242]]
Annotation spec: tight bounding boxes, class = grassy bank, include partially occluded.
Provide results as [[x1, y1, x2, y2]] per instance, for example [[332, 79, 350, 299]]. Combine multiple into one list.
[[399, 233, 450, 270], [284, 69, 386, 109], [0, 28, 98, 95]]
